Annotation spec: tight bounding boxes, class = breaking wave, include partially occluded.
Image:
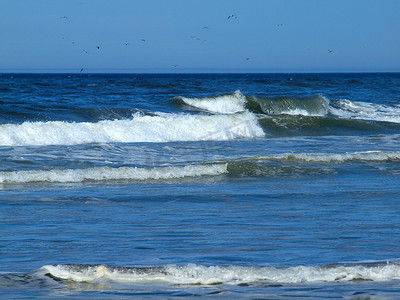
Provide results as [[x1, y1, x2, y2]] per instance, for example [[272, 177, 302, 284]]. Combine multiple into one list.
[[1, 151, 398, 184], [41, 262, 400, 285], [330, 99, 400, 123], [2, 91, 400, 147], [176, 91, 400, 124], [0, 164, 228, 183], [174, 90, 247, 114], [246, 150, 400, 163], [251, 94, 330, 116], [0, 111, 264, 146], [174, 92, 330, 117]]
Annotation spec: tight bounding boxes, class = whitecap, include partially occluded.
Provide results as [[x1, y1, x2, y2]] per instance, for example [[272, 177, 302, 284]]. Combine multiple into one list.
[[0, 164, 228, 183], [177, 90, 247, 114], [40, 263, 400, 285], [0, 111, 264, 146]]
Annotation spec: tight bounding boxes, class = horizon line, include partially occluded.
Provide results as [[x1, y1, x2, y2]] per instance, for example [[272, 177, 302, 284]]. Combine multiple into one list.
[[1, 67, 400, 74]]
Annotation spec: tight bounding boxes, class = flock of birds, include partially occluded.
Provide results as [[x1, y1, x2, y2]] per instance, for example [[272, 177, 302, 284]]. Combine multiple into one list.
[[59, 14, 334, 72]]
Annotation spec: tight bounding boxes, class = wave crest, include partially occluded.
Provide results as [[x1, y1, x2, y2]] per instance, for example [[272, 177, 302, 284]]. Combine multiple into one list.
[[0, 164, 228, 183], [2, 151, 398, 184], [254, 150, 400, 163], [0, 111, 264, 146], [330, 99, 400, 123], [41, 262, 400, 285], [174, 90, 247, 114]]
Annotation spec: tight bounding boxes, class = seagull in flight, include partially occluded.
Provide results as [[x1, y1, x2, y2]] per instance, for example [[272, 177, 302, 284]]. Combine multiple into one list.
[[227, 14, 237, 20]]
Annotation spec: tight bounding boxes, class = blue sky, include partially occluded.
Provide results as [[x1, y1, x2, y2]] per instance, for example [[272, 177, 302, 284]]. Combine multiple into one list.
[[1, 0, 399, 73]]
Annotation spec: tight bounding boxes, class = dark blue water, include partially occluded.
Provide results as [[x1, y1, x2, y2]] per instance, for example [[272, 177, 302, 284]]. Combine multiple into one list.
[[1, 73, 400, 298]]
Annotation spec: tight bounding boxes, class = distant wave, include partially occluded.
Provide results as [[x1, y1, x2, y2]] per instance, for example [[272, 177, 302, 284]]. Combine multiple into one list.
[[1, 151, 398, 183], [41, 262, 400, 285], [0, 111, 264, 146]]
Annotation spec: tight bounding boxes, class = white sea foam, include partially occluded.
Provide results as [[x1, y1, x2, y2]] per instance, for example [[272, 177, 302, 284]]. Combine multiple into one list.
[[178, 90, 247, 114], [0, 111, 264, 146], [0, 164, 228, 183], [253, 151, 400, 163], [41, 263, 400, 285], [330, 99, 400, 123]]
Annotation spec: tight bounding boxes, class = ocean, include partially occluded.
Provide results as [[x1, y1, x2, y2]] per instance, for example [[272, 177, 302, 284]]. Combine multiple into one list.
[[1, 72, 400, 299]]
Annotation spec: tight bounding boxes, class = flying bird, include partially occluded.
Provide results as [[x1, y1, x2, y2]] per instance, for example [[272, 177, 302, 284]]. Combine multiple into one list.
[[190, 35, 206, 42], [82, 49, 89, 54], [227, 14, 237, 20], [328, 49, 333, 53]]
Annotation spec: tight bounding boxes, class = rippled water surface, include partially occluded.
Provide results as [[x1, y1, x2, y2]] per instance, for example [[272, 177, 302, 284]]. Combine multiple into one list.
[[1, 73, 400, 298]]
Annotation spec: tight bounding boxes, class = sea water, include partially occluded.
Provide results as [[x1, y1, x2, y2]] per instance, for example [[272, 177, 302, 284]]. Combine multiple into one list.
[[1, 73, 400, 298]]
